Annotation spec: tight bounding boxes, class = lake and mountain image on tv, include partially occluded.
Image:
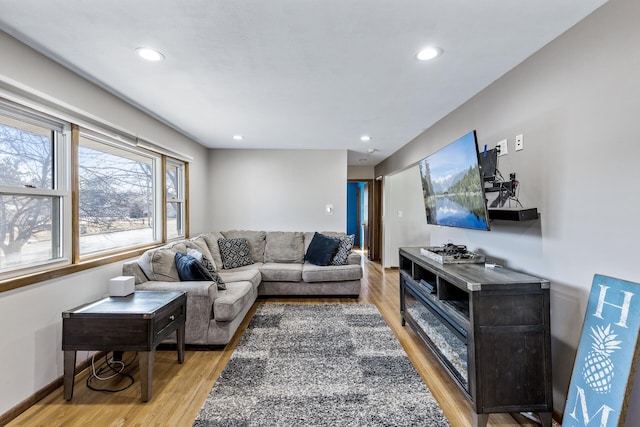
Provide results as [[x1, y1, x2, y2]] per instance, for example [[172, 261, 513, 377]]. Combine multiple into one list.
[[418, 130, 490, 231]]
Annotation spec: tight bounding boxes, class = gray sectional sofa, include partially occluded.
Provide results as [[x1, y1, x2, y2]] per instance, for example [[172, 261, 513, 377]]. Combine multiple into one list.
[[122, 230, 362, 345]]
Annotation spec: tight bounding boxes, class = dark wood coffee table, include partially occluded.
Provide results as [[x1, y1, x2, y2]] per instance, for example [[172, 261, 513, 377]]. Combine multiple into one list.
[[62, 290, 187, 402]]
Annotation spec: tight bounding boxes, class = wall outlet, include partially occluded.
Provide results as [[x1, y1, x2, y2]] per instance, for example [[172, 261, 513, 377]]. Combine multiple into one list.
[[515, 134, 524, 151], [497, 139, 508, 156]]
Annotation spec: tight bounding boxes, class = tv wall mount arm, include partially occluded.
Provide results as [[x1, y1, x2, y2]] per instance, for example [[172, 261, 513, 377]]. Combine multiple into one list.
[[486, 172, 522, 208]]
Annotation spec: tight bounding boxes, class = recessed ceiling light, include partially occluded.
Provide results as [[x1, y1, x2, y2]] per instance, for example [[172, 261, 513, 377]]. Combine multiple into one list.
[[416, 46, 442, 61], [233, 135, 244, 141], [136, 47, 165, 61], [360, 135, 372, 142]]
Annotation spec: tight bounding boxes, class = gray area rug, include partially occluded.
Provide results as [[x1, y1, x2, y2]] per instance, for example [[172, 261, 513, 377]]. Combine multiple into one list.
[[193, 304, 450, 426]]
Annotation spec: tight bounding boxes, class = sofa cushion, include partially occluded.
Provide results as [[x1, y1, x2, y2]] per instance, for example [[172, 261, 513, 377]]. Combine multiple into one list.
[[305, 232, 341, 266], [175, 252, 213, 281], [213, 281, 255, 322], [302, 262, 363, 282], [218, 238, 255, 269], [321, 231, 346, 239], [331, 234, 355, 266], [303, 231, 316, 252], [186, 247, 216, 274], [187, 236, 218, 270], [219, 262, 264, 274], [222, 230, 267, 263], [218, 268, 262, 289], [136, 241, 186, 281], [200, 231, 225, 269], [149, 242, 188, 281], [264, 231, 304, 263], [260, 263, 303, 282], [186, 248, 226, 290]]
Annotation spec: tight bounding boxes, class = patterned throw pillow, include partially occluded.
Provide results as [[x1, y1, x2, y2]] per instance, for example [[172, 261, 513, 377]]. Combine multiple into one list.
[[331, 234, 355, 266], [187, 248, 226, 290], [218, 238, 254, 269]]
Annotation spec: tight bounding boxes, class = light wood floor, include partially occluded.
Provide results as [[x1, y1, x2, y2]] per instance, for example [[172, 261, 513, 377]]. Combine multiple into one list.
[[6, 257, 542, 427]]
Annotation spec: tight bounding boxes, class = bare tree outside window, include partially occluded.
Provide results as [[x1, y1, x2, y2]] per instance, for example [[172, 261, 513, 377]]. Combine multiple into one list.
[[0, 98, 188, 286], [78, 136, 157, 255], [0, 120, 59, 269], [1, 101, 188, 281], [1, 120, 160, 269], [166, 160, 185, 239]]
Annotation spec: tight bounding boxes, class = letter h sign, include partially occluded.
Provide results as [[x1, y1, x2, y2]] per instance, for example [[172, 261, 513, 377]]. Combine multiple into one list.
[[564, 274, 640, 427]]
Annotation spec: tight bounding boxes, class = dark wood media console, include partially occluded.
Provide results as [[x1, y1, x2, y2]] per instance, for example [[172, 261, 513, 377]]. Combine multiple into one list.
[[399, 247, 553, 427]]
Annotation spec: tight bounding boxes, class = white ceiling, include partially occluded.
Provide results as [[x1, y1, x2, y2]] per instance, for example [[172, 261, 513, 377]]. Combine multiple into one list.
[[0, 0, 607, 165]]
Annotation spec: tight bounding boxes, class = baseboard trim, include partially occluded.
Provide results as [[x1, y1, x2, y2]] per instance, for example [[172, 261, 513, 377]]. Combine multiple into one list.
[[0, 351, 107, 425]]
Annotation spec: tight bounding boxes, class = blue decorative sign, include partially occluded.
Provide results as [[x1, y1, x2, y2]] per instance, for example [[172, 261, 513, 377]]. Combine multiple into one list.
[[563, 274, 640, 427]]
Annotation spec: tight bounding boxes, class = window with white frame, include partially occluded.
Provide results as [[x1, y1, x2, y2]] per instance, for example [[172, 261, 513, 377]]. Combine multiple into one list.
[[0, 95, 190, 286], [0, 101, 70, 275], [165, 159, 186, 240], [78, 131, 161, 257]]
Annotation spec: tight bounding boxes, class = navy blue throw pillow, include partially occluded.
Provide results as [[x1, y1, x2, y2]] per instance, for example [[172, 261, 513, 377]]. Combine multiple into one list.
[[305, 232, 341, 266], [175, 252, 214, 281]]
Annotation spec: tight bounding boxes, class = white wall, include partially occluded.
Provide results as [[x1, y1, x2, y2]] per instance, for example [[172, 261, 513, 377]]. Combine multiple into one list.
[[376, 0, 640, 421], [382, 166, 431, 268], [0, 32, 209, 415], [347, 165, 375, 180], [0, 264, 121, 412], [208, 149, 347, 232]]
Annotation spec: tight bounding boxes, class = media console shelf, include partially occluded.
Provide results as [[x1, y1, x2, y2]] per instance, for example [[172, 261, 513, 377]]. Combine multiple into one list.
[[399, 247, 552, 427]]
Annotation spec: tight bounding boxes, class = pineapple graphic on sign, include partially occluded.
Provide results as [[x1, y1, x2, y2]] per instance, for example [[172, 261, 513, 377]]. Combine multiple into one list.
[[581, 324, 622, 394]]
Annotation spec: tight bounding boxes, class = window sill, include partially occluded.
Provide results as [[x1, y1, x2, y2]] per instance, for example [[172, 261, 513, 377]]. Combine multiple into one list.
[[0, 244, 162, 293]]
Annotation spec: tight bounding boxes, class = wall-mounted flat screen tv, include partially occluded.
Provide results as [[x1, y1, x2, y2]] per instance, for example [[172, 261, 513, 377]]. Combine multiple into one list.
[[418, 130, 490, 231]]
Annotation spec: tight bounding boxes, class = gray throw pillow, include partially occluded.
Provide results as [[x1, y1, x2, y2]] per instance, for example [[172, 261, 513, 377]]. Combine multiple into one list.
[[218, 238, 254, 269], [331, 234, 355, 266]]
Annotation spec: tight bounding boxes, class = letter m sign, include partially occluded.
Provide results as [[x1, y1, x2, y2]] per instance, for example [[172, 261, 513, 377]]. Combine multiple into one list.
[[563, 275, 640, 427]]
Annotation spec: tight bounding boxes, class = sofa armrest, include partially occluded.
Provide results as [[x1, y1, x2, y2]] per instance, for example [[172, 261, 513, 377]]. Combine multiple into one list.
[[347, 252, 361, 265], [135, 280, 218, 344]]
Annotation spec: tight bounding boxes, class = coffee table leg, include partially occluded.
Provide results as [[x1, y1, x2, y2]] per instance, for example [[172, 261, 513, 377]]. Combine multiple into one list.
[[177, 322, 185, 364], [139, 350, 155, 402], [63, 351, 76, 401]]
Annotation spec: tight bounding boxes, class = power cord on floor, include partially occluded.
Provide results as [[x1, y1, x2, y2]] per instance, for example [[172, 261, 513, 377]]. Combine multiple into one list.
[[86, 352, 137, 393]]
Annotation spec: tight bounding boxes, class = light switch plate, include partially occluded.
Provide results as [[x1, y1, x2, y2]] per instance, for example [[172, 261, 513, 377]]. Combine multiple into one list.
[[497, 139, 508, 156]]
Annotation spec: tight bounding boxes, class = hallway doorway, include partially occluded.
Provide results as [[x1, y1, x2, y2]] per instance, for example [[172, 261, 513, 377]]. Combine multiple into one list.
[[347, 179, 382, 261]]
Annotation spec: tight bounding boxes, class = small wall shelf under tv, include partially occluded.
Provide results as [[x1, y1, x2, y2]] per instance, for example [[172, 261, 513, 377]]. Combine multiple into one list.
[[399, 247, 552, 427], [488, 207, 539, 221]]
